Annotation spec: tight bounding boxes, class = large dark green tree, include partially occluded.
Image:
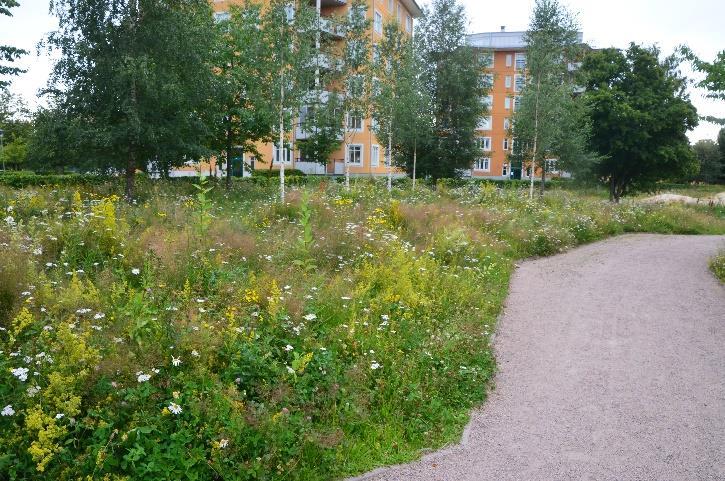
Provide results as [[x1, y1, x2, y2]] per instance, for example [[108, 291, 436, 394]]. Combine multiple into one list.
[[46, 0, 217, 199], [581, 44, 699, 201], [413, 0, 487, 180], [0, 0, 27, 89], [0, 90, 31, 169]]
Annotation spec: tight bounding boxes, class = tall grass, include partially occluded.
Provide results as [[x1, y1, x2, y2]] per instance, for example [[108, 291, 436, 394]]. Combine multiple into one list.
[[0, 179, 723, 480]]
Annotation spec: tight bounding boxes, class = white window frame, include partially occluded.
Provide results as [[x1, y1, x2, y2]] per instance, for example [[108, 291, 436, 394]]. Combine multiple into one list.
[[513, 95, 521, 111], [371, 144, 380, 167], [480, 137, 492, 151], [505, 75, 512, 89], [484, 95, 493, 108], [384, 147, 391, 167], [514, 73, 525, 92], [273, 143, 292, 164], [346, 144, 364, 166], [504, 117, 510, 131], [515, 52, 527, 70], [346, 113, 363, 132], [388, 0, 393, 11], [473, 157, 491, 172], [478, 116, 492, 131], [504, 97, 511, 110], [506, 54, 513, 67], [502, 163, 509, 177], [546, 158, 559, 173], [374, 10, 383, 34], [405, 15, 412, 32], [486, 52, 494, 68], [503, 138, 510, 151]]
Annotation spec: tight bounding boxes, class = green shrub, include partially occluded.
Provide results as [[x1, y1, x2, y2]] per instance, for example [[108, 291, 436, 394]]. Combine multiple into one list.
[[711, 252, 725, 283]]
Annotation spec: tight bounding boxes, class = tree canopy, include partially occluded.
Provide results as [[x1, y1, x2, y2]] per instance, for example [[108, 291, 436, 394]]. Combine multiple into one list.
[[581, 44, 699, 201], [0, 0, 27, 89], [45, 0, 217, 199]]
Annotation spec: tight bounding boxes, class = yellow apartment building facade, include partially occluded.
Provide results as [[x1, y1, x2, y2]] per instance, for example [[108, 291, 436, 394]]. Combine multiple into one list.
[[193, 0, 423, 178]]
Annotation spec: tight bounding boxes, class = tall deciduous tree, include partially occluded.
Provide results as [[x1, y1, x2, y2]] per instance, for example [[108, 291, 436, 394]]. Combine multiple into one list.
[[0, 0, 27, 89], [581, 44, 699, 202], [46, 0, 217, 200], [338, 0, 371, 190], [210, 4, 276, 189], [414, 0, 487, 180], [262, 0, 317, 201], [680, 47, 724, 125], [512, 0, 587, 197], [372, 21, 431, 189]]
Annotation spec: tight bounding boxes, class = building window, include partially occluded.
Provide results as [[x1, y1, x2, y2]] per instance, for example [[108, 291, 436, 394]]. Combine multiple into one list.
[[374, 11, 383, 34], [513, 95, 521, 111], [515, 53, 527, 70], [503, 138, 510, 150], [505, 97, 511, 110], [347, 144, 363, 165], [502, 163, 509, 177], [484, 73, 494, 89], [484, 95, 493, 108], [388, 0, 393, 11], [478, 116, 492, 131], [546, 159, 558, 172], [514, 74, 525, 92], [506, 54, 513, 67], [273, 143, 292, 164], [405, 15, 412, 32], [485, 52, 494, 68], [504, 117, 511, 130], [476, 137, 492, 151], [384, 147, 391, 166], [371, 144, 380, 167], [505, 75, 512, 89], [473, 157, 491, 172], [213, 11, 230, 22], [372, 44, 381, 65], [347, 113, 363, 131]]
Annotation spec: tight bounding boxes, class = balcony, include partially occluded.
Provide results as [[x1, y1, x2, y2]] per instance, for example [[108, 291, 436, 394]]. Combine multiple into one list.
[[308, 53, 341, 71], [309, 0, 347, 7], [319, 17, 345, 38]]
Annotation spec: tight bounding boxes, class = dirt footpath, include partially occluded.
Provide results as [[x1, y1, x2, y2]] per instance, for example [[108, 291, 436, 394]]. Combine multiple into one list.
[[351, 234, 725, 481]]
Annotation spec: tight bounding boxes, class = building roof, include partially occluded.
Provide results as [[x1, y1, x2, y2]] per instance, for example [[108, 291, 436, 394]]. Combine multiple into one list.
[[467, 30, 527, 50], [401, 0, 423, 18], [467, 29, 584, 50]]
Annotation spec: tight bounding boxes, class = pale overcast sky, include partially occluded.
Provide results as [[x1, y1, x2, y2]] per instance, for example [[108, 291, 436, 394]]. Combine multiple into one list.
[[1, 0, 723, 141]]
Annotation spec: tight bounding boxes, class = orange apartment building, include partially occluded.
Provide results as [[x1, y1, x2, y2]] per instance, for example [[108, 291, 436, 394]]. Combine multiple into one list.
[[467, 28, 527, 180], [193, 0, 423, 178]]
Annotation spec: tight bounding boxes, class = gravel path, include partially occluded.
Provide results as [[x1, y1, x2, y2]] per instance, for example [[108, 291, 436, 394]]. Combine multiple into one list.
[[351, 234, 725, 481]]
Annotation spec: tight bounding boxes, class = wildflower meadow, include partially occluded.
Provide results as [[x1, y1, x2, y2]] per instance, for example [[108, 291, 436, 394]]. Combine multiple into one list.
[[1, 177, 723, 480]]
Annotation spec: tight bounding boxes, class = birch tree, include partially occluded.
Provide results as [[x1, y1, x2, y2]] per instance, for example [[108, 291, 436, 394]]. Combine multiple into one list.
[[262, 0, 317, 201], [513, 0, 584, 198]]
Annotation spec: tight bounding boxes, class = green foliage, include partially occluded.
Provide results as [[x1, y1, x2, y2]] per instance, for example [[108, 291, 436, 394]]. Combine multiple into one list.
[[412, 0, 488, 180], [0, 0, 27, 89], [0, 171, 110, 187], [0, 179, 722, 480], [691, 139, 722, 183], [710, 251, 725, 283], [581, 44, 699, 201], [46, 0, 218, 199], [512, 0, 593, 196]]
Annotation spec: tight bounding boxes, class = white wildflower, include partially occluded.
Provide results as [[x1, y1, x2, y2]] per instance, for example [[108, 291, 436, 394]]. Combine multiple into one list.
[[11, 367, 29, 382], [1, 405, 15, 416], [137, 373, 151, 383], [303, 313, 317, 321], [284, 344, 294, 352], [131, 268, 140, 275], [370, 361, 382, 370], [171, 356, 182, 367], [168, 402, 182, 415]]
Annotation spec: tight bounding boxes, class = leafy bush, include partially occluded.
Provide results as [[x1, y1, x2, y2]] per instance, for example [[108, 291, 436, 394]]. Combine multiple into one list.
[[0, 171, 110, 188]]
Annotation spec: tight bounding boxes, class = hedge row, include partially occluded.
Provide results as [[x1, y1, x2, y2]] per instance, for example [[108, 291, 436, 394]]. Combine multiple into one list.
[[0, 172, 111, 188]]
